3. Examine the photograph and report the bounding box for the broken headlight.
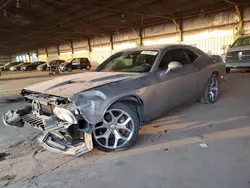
[53,106,77,124]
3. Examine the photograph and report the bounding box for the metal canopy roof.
[0,0,249,54]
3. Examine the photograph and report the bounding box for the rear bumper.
[225,60,250,68]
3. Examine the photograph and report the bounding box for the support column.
[139,27,143,46]
[56,44,60,56]
[45,46,48,57]
[36,49,38,59]
[172,19,183,44]
[70,40,74,55]
[234,5,243,36]
[110,33,114,53]
[28,51,31,62]
[224,0,243,36]
[87,38,92,62]
[87,38,92,52]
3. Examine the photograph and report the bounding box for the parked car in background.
[60,58,91,72]
[48,60,65,72]
[3,44,225,156]
[1,62,22,71]
[10,62,31,71]
[21,61,46,71]
[225,35,250,73]
[37,62,48,71]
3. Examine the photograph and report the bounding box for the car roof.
[239,35,250,39]
[121,44,198,52]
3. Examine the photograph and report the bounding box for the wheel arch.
[105,95,145,124]
[211,70,219,78]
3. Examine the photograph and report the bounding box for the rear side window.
[82,58,89,62]
[159,49,191,70]
[184,49,198,62]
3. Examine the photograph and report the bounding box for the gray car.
[225,35,250,73]
[3,44,225,156]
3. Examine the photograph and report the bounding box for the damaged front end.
[2,90,93,156]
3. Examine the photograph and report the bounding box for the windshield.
[6,62,18,67]
[66,58,73,63]
[232,37,250,47]
[96,50,158,73]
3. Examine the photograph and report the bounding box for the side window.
[159,49,190,70]
[184,49,198,62]
[72,58,80,65]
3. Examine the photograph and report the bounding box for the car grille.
[22,114,44,130]
[226,50,250,61]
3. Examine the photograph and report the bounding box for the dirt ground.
[0,71,250,188]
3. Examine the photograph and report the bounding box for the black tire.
[226,68,231,73]
[200,74,220,104]
[86,65,91,70]
[67,67,72,72]
[93,102,140,152]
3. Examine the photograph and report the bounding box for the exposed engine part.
[3,106,31,127]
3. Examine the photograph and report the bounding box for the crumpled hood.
[24,72,141,98]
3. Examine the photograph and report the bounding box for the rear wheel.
[200,74,219,104]
[226,68,231,73]
[86,65,91,70]
[93,102,140,152]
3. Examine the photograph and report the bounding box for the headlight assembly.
[53,107,77,124]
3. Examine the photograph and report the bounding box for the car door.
[72,58,80,69]
[80,58,85,68]
[153,48,199,115]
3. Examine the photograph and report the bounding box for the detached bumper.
[38,131,93,156]
[2,110,93,156]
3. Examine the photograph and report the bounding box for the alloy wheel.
[208,77,219,102]
[93,109,134,149]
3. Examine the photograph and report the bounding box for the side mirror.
[228,44,232,48]
[168,61,183,70]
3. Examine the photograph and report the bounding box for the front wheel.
[200,74,220,104]
[67,67,72,72]
[93,102,140,152]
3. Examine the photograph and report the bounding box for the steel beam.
[224,0,243,36]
